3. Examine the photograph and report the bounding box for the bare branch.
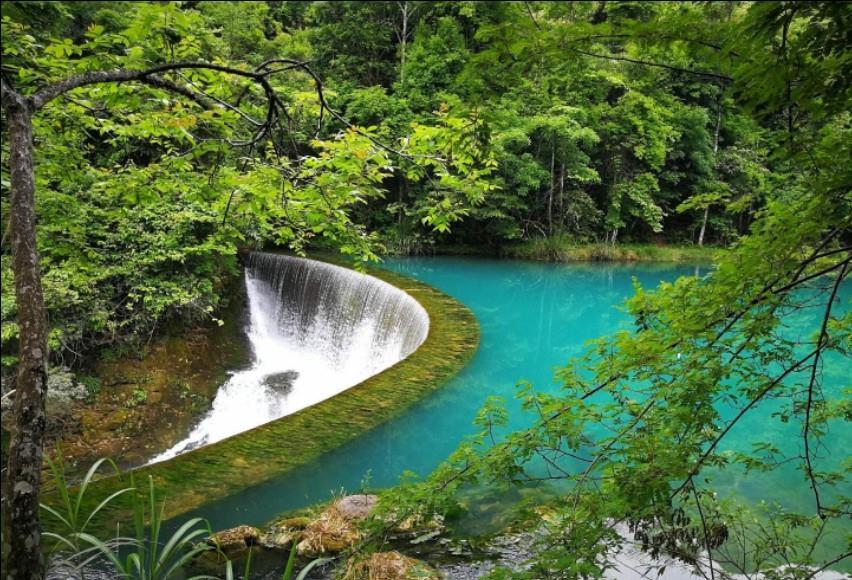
[803,261,848,517]
[30,62,265,110]
[672,348,821,498]
[566,47,733,82]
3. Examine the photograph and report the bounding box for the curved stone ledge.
[63,256,479,524]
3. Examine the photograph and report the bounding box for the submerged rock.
[343,551,440,580]
[262,370,299,393]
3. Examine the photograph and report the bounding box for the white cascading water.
[150,252,429,463]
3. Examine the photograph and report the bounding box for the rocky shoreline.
[182,497,850,580]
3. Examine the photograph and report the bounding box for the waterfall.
[151,252,429,462]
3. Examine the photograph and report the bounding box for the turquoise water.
[180,258,704,526]
[181,257,848,548]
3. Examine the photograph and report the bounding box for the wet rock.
[261,516,311,550]
[262,370,299,393]
[193,549,231,573]
[297,505,362,557]
[429,532,536,579]
[277,516,312,529]
[335,494,377,520]
[206,524,261,558]
[46,557,114,580]
[262,528,299,551]
[343,551,440,580]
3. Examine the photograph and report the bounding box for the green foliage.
[315,3,850,578]
[125,388,148,408]
[41,455,134,558]
[4,2,851,576]
[42,454,219,579]
[1,1,495,365]
[42,454,333,580]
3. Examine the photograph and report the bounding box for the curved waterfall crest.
[248,252,430,362]
[152,252,429,462]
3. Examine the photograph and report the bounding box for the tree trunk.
[548,140,555,236]
[697,205,709,247]
[1,88,49,580]
[559,162,565,232]
[399,1,409,85]
[699,92,723,248]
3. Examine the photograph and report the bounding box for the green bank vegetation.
[503,238,720,263]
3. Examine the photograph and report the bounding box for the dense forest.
[2,0,804,364]
[1,1,849,579]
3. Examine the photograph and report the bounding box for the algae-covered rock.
[335,494,377,520]
[205,524,261,558]
[261,516,312,550]
[274,516,312,529]
[392,513,445,537]
[261,528,299,551]
[343,551,440,580]
[296,505,361,557]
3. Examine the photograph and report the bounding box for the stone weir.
[62,254,480,524]
[151,252,432,461]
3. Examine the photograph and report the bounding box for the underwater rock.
[205,524,261,558]
[343,551,440,580]
[261,370,299,393]
[335,494,378,520]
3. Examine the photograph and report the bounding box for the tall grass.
[42,456,214,579]
[41,454,335,579]
[41,455,136,570]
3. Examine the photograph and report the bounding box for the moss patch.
[62,256,479,526]
[44,285,251,476]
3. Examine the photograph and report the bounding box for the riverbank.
[421,239,722,263]
[504,239,722,262]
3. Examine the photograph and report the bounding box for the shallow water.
[177,257,848,566]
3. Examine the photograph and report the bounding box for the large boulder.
[334,494,378,520]
[343,551,440,580]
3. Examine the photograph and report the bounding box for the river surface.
[175,256,849,570]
